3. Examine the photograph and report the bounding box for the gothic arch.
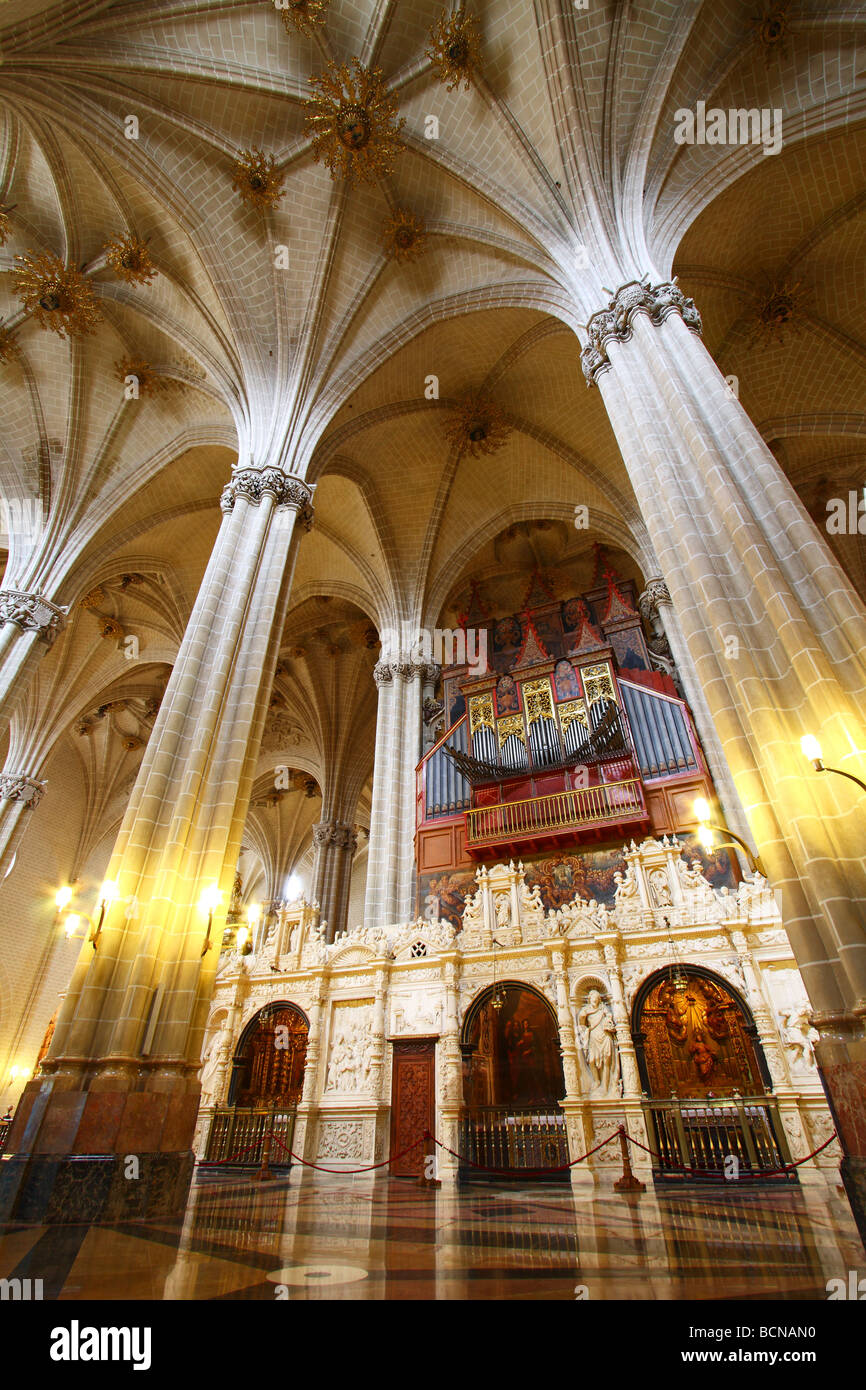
[460,981,564,1108]
[228,1001,309,1107]
[631,965,773,1099]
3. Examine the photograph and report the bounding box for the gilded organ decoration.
[522,678,554,724]
[497,714,525,747]
[638,972,763,1098]
[469,694,494,732]
[581,663,616,708]
[557,700,588,738]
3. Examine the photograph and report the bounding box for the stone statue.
[780,1003,819,1070]
[577,989,621,1097]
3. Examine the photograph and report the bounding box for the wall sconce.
[91,879,119,949]
[199,884,223,957]
[800,734,866,795]
[693,797,766,877]
[54,885,74,920]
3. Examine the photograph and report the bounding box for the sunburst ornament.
[231,149,286,211]
[749,278,805,347]
[279,0,329,36]
[305,59,405,183]
[13,252,102,338]
[383,208,427,263]
[104,234,158,286]
[751,3,791,55]
[427,8,482,91]
[114,356,168,398]
[444,394,511,458]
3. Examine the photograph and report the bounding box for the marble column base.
[0,1150,195,1224]
[840,1157,866,1251]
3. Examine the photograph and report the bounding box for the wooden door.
[389,1040,436,1177]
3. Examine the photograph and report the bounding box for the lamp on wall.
[800,734,866,795]
[692,797,766,877]
[59,880,118,949]
[199,885,223,958]
[234,903,260,956]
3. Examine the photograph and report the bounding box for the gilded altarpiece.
[637,973,764,1099]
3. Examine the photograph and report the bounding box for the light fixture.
[13,251,102,338]
[305,59,405,183]
[443,393,511,458]
[382,208,427,264]
[285,873,302,901]
[91,879,119,949]
[427,8,482,91]
[692,796,766,876]
[235,924,250,954]
[231,149,286,211]
[63,913,84,940]
[199,884,223,957]
[279,0,329,35]
[55,885,74,913]
[103,234,158,286]
[800,733,866,794]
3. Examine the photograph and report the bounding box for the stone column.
[0,589,68,738]
[550,943,593,1188]
[311,820,357,941]
[638,578,753,851]
[0,466,314,1225]
[598,936,642,1097]
[294,976,327,1168]
[363,659,427,928]
[0,770,46,876]
[584,280,866,1241]
[437,957,462,1184]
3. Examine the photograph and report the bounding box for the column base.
[0,1149,194,1225]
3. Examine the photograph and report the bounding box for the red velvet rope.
[270,1131,428,1174]
[426,1127,619,1174]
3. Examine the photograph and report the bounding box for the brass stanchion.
[614,1124,646,1193]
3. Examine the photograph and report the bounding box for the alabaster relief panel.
[325,999,375,1094]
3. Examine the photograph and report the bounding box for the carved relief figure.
[779,1002,819,1069]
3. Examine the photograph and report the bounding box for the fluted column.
[584,280,866,1240]
[364,659,430,927]
[311,819,357,941]
[0,466,314,1224]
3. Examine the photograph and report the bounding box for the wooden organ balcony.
[416,668,715,871]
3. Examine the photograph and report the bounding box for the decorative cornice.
[220,469,314,530]
[0,589,69,645]
[581,280,702,386]
[0,772,46,807]
[313,820,358,854]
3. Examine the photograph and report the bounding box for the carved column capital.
[0,589,69,645]
[0,772,46,807]
[313,820,358,854]
[220,468,315,530]
[581,280,703,386]
[637,578,672,619]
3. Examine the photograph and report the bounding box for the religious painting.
[495,672,519,714]
[606,626,650,671]
[493,615,522,652]
[531,610,563,657]
[676,834,737,888]
[561,597,583,632]
[461,984,564,1107]
[418,868,478,930]
[636,971,764,1099]
[444,677,465,726]
[528,846,627,911]
[553,657,581,701]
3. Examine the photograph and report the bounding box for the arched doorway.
[461,982,564,1107]
[631,967,771,1099]
[228,1002,309,1106]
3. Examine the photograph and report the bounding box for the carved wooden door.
[390,1040,436,1177]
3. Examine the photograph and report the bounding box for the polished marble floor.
[0,1172,862,1300]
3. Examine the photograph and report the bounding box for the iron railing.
[465,778,645,847]
[458,1107,569,1179]
[642,1093,795,1182]
[202,1105,296,1168]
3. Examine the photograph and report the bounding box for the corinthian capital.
[581,280,702,386]
[0,772,46,807]
[220,468,314,530]
[313,820,358,853]
[0,590,68,645]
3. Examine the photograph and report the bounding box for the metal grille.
[642,1094,795,1182]
[458,1108,569,1179]
[202,1106,296,1167]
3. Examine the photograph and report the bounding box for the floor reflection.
[0,1171,861,1300]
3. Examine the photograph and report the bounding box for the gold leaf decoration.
[231,149,286,211]
[13,252,102,338]
[444,394,511,458]
[104,234,158,286]
[427,8,482,91]
[305,59,404,183]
